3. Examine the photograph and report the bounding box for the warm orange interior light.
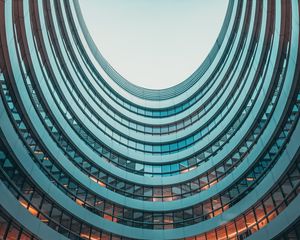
[98,181,106,187]
[180,168,189,174]
[39,215,49,223]
[80,233,90,240]
[164,197,173,202]
[201,185,209,191]
[104,214,113,221]
[76,198,84,206]
[209,180,218,187]
[19,200,38,216]
[19,199,28,208]
[189,166,197,171]
[90,176,97,182]
[164,219,173,224]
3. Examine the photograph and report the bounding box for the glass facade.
[0,0,299,239]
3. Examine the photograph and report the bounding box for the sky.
[79,0,229,89]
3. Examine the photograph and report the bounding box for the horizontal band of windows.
[24,1,274,171]
[1,116,299,236]
[1,84,297,228]
[0,28,290,205]
[188,153,300,239]
[0,207,38,240]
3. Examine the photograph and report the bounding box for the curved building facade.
[0,0,300,239]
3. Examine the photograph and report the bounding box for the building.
[0,0,300,239]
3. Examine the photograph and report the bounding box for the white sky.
[79,0,229,89]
